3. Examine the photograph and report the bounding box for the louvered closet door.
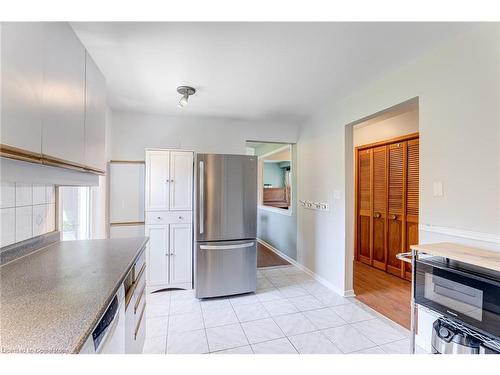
[357,148,372,264]
[405,139,419,280]
[371,145,387,270]
[387,142,406,277]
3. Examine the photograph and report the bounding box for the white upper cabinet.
[1,23,45,153]
[41,23,86,165]
[145,150,193,213]
[84,53,106,171]
[169,151,193,211]
[145,151,170,211]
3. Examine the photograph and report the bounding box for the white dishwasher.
[80,284,125,354]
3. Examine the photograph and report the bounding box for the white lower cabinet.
[169,223,193,285]
[125,251,147,354]
[145,225,169,287]
[145,222,192,291]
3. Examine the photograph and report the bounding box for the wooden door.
[357,148,372,264]
[387,142,406,277]
[405,139,419,280]
[371,145,387,270]
[169,151,194,211]
[145,224,169,286]
[355,133,419,280]
[169,223,193,285]
[145,150,170,211]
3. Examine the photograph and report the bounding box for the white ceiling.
[71,22,474,122]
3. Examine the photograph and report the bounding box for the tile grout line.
[148,267,412,354]
[227,295,253,353]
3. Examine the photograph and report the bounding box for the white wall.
[91,107,113,239]
[353,109,419,147]
[110,111,299,160]
[296,24,500,297]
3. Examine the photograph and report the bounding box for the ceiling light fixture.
[177,86,196,108]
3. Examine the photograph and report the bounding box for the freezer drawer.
[195,239,257,298]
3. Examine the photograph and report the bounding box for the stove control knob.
[439,327,451,338]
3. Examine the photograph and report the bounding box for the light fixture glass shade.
[178,94,189,108]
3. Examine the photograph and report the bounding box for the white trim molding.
[257,238,355,298]
[257,144,291,160]
[258,204,293,216]
[419,224,500,245]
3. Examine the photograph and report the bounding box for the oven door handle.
[396,252,413,264]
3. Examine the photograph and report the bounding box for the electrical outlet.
[299,200,329,211]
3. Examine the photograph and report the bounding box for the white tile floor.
[143,265,428,354]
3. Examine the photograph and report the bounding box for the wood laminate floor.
[353,261,411,329]
[257,242,290,268]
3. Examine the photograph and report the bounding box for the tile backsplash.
[1,182,56,247]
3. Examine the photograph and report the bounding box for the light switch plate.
[433,181,443,197]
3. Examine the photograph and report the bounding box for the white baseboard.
[257,238,354,298]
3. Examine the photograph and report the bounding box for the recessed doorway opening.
[246,141,296,269]
[345,98,419,329]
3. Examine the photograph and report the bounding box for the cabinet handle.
[166,179,170,183]
[374,212,381,218]
[134,302,146,340]
[390,214,397,220]
[178,216,183,220]
[157,216,161,220]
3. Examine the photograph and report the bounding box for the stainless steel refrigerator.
[195,154,257,298]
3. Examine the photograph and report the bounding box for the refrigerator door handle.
[199,160,204,234]
[200,242,255,250]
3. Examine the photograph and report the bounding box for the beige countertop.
[411,242,500,272]
[0,237,148,353]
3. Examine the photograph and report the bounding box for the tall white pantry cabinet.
[145,150,194,292]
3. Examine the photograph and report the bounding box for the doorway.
[246,141,296,268]
[347,98,419,329]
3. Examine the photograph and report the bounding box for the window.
[246,142,293,215]
[59,186,91,241]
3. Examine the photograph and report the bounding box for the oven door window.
[424,272,483,321]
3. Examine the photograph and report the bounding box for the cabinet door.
[145,151,170,211]
[169,223,192,285]
[169,151,193,211]
[387,142,405,277]
[1,22,45,153]
[42,23,86,165]
[145,225,169,286]
[405,139,419,280]
[84,52,106,171]
[371,145,387,270]
[357,148,372,264]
